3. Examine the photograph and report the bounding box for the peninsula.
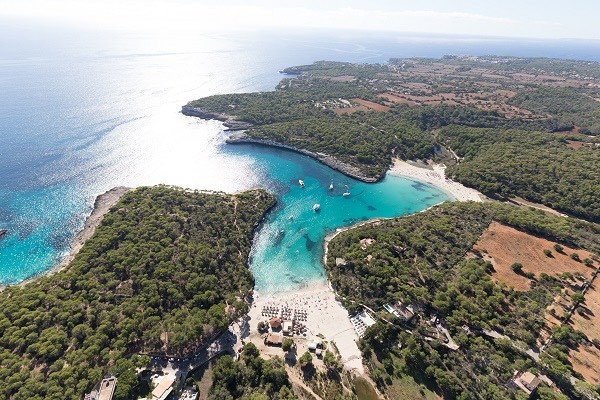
[184,57,600,222]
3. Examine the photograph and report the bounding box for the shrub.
[554,244,565,254]
[257,321,268,333]
[572,293,585,304]
[524,271,535,279]
[282,338,293,352]
[511,263,523,273]
[299,351,313,367]
[571,253,581,262]
[544,249,552,257]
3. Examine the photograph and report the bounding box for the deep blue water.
[2,20,600,289]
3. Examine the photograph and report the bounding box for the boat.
[299,180,305,188]
[313,204,320,212]
[342,185,351,197]
[329,183,334,191]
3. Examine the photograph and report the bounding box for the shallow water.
[223,143,449,292]
[2,23,599,288]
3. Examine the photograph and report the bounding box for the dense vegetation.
[249,112,433,178]
[326,202,600,399]
[186,58,600,221]
[209,343,298,400]
[440,125,600,221]
[0,186,274,400]
[509,87,600,134]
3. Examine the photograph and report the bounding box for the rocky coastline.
[59,186,131,268]
[181,105,254,131]
[182,106,381,182]
[0,186,131,291]
[226,133,380,183]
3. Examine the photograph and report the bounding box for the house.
[84,376,118,400]
[513,371,541,396]
[265,332,283,346]
[152,373,176,400]
[269,317,282,331]
[383,301,417,322]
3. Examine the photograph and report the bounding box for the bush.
[282,338,293,352]
[524,271,535,279]
[583,258,594,267]
[544,249,553,257]
[257,321,268,333]
[323,351,339,370]
[571,253,581,262]
[554,244,565,254]
[299,351,313,367]
[511,263,523,273]
[572,293,585,304]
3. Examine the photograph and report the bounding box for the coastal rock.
[225,133,380,183]
[0,229,7,239]
[181,105,254,131]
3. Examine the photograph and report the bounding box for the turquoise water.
[224,143,450,292]
[2,23,599,287]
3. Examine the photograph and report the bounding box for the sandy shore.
[59,186,131,267]
[246,283,365,374]
[239,158,486,374]
[388,159,484,202]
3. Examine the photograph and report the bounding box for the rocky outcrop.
[226,133,380,183]
[181,105,254,131]
[0,229,7,239]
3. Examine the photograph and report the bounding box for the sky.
[1,0,599,40]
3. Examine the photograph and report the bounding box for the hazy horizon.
[1,0,599,41]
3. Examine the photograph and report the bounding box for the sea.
[2,20,600,291]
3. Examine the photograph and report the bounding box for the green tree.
[323,351,340,370]
[298,351,313,367]
[282,338,294,352]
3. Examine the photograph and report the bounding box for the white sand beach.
[245,283,365,374]
[389,159,484,202]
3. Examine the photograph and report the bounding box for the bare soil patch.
[329,75,355,82]
[351,98,390,112]
[571,282,600,342]
[472,222,595,291]
[333,106,369,115]
[569,344,600,385]
[379,93,419,107]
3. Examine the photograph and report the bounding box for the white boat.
[299,180,305,187]
[329,183,334,191]
[313,203,320,212]
[342,185,350,197]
